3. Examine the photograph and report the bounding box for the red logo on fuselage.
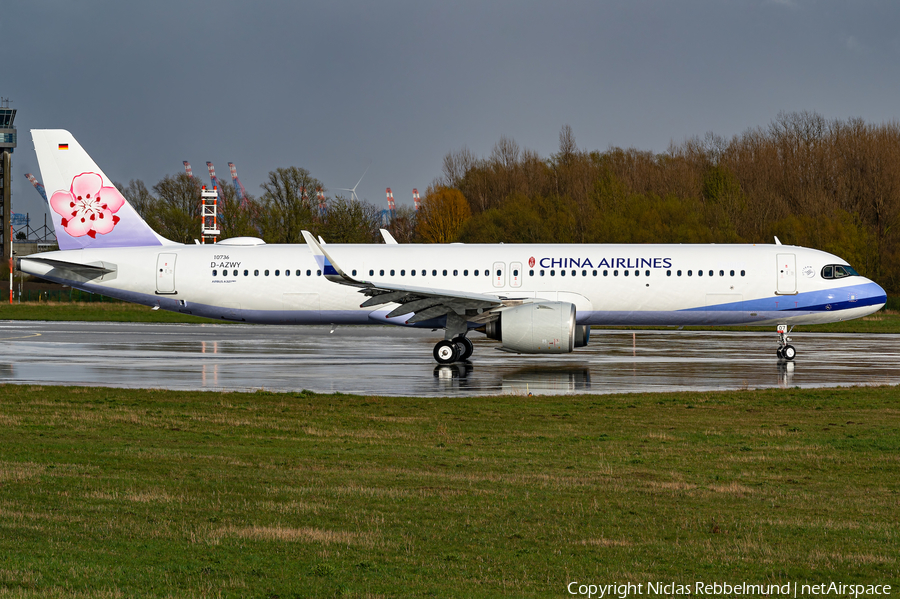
[528,257,535,268]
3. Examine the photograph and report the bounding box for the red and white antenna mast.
[413,188,420,211]
[183,161,193,178]
[199,185,220,244]
[386,188,395,212]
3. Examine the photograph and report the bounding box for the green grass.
[0,385,898,597]
[0,302,214,323]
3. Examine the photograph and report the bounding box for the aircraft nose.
[867,279,888,308]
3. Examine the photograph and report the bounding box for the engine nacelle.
[484,302,576,354]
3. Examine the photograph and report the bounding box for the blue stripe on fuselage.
[682,281,886,313]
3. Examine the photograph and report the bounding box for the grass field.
[0,384,897,597]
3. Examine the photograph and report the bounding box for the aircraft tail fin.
[31,129,174,250]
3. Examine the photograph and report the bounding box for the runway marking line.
[0,333,42,341]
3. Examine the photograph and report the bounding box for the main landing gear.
[433,336,474,365]
[776,324,796,361]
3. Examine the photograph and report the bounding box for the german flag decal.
[58,143,69,150]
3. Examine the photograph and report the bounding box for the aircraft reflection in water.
[434,364,591,395]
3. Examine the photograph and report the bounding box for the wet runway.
[1,321,898,396]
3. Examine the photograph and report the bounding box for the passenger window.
[529,269,534,276]
[453,270,458,276]
[688,270,692,276]
[464,270,469,276]
[571,270,576,276]
[593,270,597,276]
[307,270,312,276]
[698,270,703,277]
[645,270,650,276]
[719,270,724,276]
[233,270,238,276]
[317,270,321,276]
[421,270,426,276]
[296,270,301,276]
[390,269,395,276]
[411,270,416,276]
[634,270,639,277]
[560,270,565,277]
[614,270,619,276]
[551,270,556,276]
[352,270,356,276]
[244,270,248,276]
[677,270,682,276]
[369,269,374,276]
[604,270,608,276]
[582,270,587,276]
[741,270,746,276]
[254,270,259,276]
[512,269,518,276]
[265,270,269,276]
[380,269,385,276]
[496,269,501,277]
[474,270,479,276]
[624,270,629,277]
[433,270,437,276]
[540,270,545,276]
[275,270,280,276]
[666,270,671,276]
[285,270,290,276]
[400,270,405,276]
[730,270,734,276]
[212,269,217,276]
[709,270,713,277]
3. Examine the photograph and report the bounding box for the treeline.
[438,113,900,292]
[117,166,418,246]
[116,111,899,292]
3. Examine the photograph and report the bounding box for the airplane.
[19,130,887,364]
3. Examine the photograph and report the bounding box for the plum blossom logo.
[528,256,536,268]
[49,173,124,238]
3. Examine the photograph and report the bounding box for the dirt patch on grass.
[215,525,376,547]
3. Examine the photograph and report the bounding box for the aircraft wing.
[301,231,523,324]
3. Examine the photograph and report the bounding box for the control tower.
[0,98,15,261]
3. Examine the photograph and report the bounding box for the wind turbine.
[335,165,369,202]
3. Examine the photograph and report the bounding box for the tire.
[433,340,459,364]
[776,348,784,359]
[455,336,474,361]
[782,345,796,361]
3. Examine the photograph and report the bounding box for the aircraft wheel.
[776,348,784,359]
[434,340,459,365]
[454,336,474,361]
[782,345,796,361]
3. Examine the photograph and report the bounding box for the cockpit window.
[822,264,860,279]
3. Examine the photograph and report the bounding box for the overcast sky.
[5,0,900,221]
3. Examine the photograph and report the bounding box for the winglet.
[301,230,366,287]
[380,229,398,244]
[774,236,782,246]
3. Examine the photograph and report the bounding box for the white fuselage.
[21,241,887,328]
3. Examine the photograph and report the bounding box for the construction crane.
[183,161,193,178]
[317,187,326,218]
[227,163,247,200]
[24,174,48,203]
[206,162,223,202]
[413,188,420,211]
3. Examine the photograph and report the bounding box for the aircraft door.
[492,261,506,288]
[776,253,797,294]
[156,253,177,294]
[509,262,523,288]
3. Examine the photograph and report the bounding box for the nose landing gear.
[776,324,796,361]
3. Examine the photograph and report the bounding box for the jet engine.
[483,302,578,353]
